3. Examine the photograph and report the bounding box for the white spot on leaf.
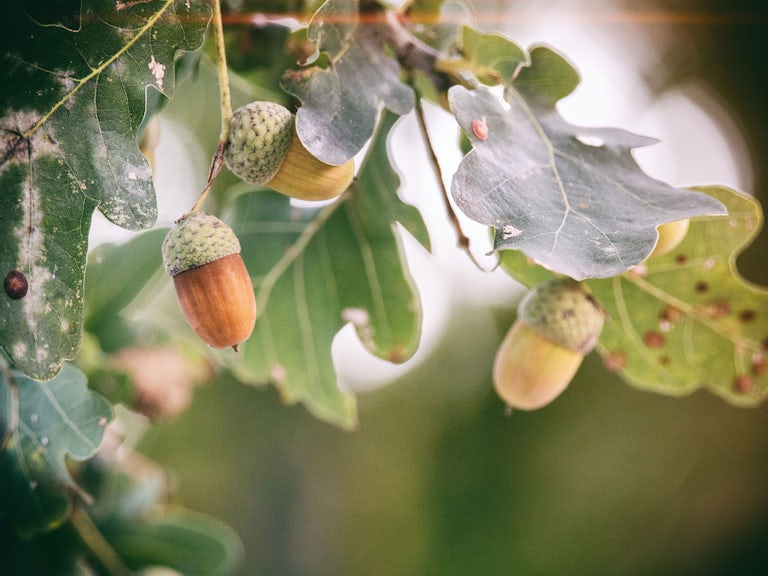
[501,224,522,240]
[148,55,166,90]
[576,135,604,147]
[341,307,369,326]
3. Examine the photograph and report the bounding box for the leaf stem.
[189,0,232,214]
[70,505,132,576]
[257,189,351,311]
[412,93,496,272]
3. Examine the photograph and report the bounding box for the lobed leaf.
[0,363,112,537]
[501,186,768,407]
[227,112,428,428]
[0,0,210,380]
[281,0,414,165]
[449,43,727,280]
[445,25,527,85]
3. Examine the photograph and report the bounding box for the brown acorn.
[493,278,605,410]
[224,101,354,201]
[162,212,256,351]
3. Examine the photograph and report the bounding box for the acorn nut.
[646,218,690,260]
[493,278,605,410]
[224,101,354,201]
[162,212,257,351]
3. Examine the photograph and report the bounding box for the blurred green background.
[139,1,768,575]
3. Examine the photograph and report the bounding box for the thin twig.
[70,505,132,576]
[190,0,232,214]
[412,93,497,272]
[0,360,18,455]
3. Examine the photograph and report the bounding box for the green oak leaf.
[500,186,768,407]
[227,112,429,428]
[0,363,112,537]
[79,451,243,576]
[442,25,528,84]
[84,229,167,352]
[449,44,727,280]
[0,0,210,380]
[281,0,414,165]
[107,508,243,576]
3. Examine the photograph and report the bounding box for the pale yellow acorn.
[647,218,690,260]
[224,101,354,201]
[493,278,605,410]
[162,212,256,351]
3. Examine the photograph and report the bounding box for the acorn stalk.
[493,278,605,410]
[162,212,256,351]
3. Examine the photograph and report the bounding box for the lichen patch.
[148,55,166,90]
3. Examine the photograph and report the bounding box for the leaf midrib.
[21,0,175,141]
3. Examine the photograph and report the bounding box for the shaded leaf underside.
[282,0,414,165]
[449,45,726,280]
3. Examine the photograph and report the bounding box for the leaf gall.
[4,270,28,299]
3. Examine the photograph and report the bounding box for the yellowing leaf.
[501,186,768,406]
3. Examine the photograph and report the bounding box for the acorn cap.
[518,278,604,354]
[224,101,294,186]
[162,212,241,277]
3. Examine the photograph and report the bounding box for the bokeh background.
[132,0,768,574]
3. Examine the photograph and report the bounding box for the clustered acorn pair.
[492,218,690,410]
[162,101,354,351]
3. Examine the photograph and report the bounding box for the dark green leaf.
[228,112,427,428]
[449,25,527,84]
[0,363,112,537]
[282,0,414,165]
[108,508,243,576]
[0,0,210,380]
[501,186,768,407]
[449,45,727,280]
[84,229,166,352]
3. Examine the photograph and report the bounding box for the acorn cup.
[224,101,354,201]
[493,278,605,410]
[162,212,257,352]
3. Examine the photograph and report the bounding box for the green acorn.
[493,278,605,410]
[224,101,354,201]
[162,212,256,351]
[224,101,294,186]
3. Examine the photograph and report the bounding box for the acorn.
[224,101,354,201]
[493,278,605,410]
[162,212,256,351]
[646,218,690,260]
